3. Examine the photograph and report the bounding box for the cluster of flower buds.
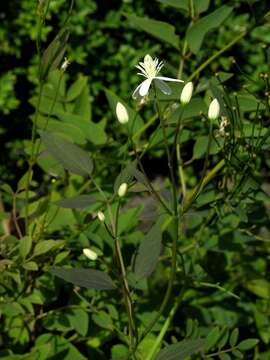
[219,116,230,137]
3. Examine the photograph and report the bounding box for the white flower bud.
[118,182,128,197]
[97,211,105,222]
[208,98,220,120]
[116,102,129,124]
[83,248,98,261]
[180,82,193,105]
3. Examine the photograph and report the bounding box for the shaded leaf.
[19,236,32,258]
[56,195,97,209]
[186,5,233,53]
[67,309,89,336]
[40,131,93,176]
[23,261,39,271]
[134,223,162,280]
[155,338,205,360]
[50,268,115,290]
[34,240,64,257]
[237,339,259,351]
[125,14,180,49]
[41,29,69,79]
[229,328,239,347]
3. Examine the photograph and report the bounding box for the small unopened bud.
[208,99,220,120]
[83,248,98,261]
[116,102,129,124]
[180,82,193,105]
[118,182,128,197]
[97,211,105,222]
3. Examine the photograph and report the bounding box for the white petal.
[155,76,184,82]
[154,79,172,95]
[139,78,152,96]
[132,83,142,99]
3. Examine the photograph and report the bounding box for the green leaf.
[219,353,231,360]
[73,84,91,121]
[186,5,233,54]
[23,261,39,271]
[41,29,69,79]
[194,0,210,14]
[35,334,86,360]
[19,236,32,258]
[229,328,239,347]
[56,112,107,145]
[33,240,64,257]
[232,349,243,358]
[50,268,115,290]
[237,339,259,351]
[244,279,270,299]
[206,327,221,351]
[125,14,180,49]
[67,75,88,102]
[155,338,205,360]
[134,223,162,280]
[40,131,93,176]
[111,344,129,359]
[56,195,97,209]
[157,0,188,11]
[92,311,113,329]
[67,309,89,336]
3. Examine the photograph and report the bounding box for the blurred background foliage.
[1,0,270,359]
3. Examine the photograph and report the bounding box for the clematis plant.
[132,54,183,98]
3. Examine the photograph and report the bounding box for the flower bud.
[61,57,70,72]
[208,98,220,120]
[118,182,128,197]
[180,82,193,105]
[83,248,98,261]
[97,211,105,222]
[116,102,129,124]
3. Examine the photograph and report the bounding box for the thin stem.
[113,200,138,357]
[188,31,247,82]
[145,285,187,360]
[139,87,180,341]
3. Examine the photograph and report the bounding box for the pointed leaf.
[237,339,259,351]
[186,5,233,54]
[19,236,32,258]
[134,223,162,280]
[155,338,205,360]
[41,29,69,79]
[50,268,115,290]
[40,131,93,176]
[125,14,180,49]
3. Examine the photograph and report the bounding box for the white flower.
[116,102,129,124]
[180,82,193,105]
[132,54,183,99]
[118,182,128,197]
[97,211,105,222]
[208,98,220,120]
[61,57,70,71]
[83,248,98,261]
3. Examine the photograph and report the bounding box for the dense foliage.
[1,0,270,359]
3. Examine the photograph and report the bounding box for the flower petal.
[154,79,172,95]
[132,83,142,99]
[155,76,184,82]
[139,78,152,96]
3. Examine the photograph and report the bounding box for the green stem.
[139,87,179,342]
[188,31,247,81]
[145,285,186,360]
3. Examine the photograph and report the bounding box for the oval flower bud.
[118,182,128,197]
[97,211,105,222]
[208,98,220,120]
[180,82,193,105]
[116,102,129,124]
[83,248,98,261]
